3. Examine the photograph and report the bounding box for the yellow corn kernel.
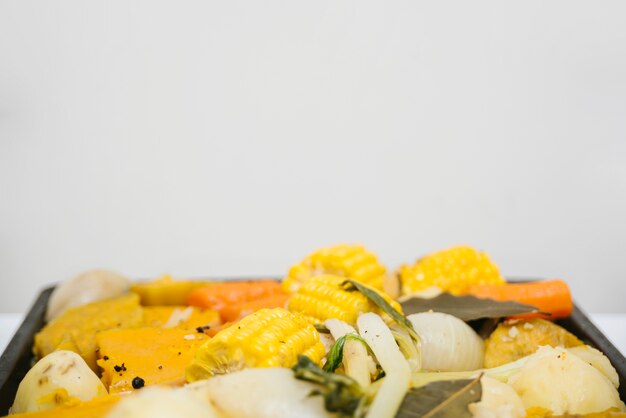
[399,245,505,295]
[287,274,402,325]
[186,308,325,382]
[282,244,386,293]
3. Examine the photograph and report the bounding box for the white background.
[1,1,625,313]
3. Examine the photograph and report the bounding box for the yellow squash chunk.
[142,306,221,331]
[399,245,505,295]
[97,327,207,393]
[186,308,325,382]
[283,244,387,293]
[484,318,583,368]
[131,275,214,306]
[5,396,119,418]
[287,274,402,325]
[34,294,143,371]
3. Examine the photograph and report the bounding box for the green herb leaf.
[400,293,543,322]
[395,376,482,418]
[343,279,419,342]
[292,355,366,417]
[324,334,370,373]
[314,323,331,334]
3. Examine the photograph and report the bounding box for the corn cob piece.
[282,243,387,293]
[185,308,325,382]
[399,245,505,295]
[287,274,402,325]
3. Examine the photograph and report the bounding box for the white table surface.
[1,313,625,356]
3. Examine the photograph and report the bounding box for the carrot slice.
[467,279,573,319]
[186,280,284,311]
[220,293,291,323]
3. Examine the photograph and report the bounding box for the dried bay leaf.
[400,293,543,322]
[395,377,482,418]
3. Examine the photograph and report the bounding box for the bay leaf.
[395,377,482,418]
[400,293,543,322]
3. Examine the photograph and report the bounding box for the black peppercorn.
[132,376,145,389]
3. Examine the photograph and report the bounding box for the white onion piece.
[469,376,525,418]
[407,312,483,371]
[357,313,411,418]
[185,368,332,418]
[12,351,108,413]
[325,319,373,387]
[46,269,130,322]
[106,387,220,418]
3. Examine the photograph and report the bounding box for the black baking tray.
[1,283,625,414]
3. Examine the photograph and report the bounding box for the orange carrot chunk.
[467,279,573,319]
[220,293,291,323]
[186,280,284,311]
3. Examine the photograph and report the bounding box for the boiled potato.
[508,346,625,415]
[11,350,108,414]
[105,387,220,418]
[46,269,130,322]
[469,376,525,418]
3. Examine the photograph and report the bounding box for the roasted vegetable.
[6,396,119,418]
[11,351,108,414]
[97,327,207,393]
[283,244,387,293]
[131,275,212,306]
[187,368,334,418]
[483,318,583,368]
[186,308,325,381]
[399,245,505,295]
[46,269,130,322]
[287,274,401,325]
[104,387,220,418]
[407,311,484,371]
[34,293,143,370]
[508,346,625,414]
[141,306,220,331]
[467,279,573,319]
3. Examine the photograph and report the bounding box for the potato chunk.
[484,319,582,368]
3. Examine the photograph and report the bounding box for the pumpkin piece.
[483,318,583,368]
[5,396,119,418]
[34,294,143,371]
[131,275,214,306]
[96,327,207,393]
[141,306,220,331]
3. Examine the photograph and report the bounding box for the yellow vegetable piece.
[287,274,402,325]
[399,245,505,295]
[5,396,119,418]
[282,244,386,293]
[34,294,143,371]
[484,318,583,368]
[186,308,325,382]
[131,275,214,306]
[97,327,207,393]
[141,306,221,331]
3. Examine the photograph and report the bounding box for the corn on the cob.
[282,244,387,293]
[185,308,324,382]
[399,245,505,295]
[287,274,402,325]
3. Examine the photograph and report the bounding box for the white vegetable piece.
[185,368,334,418]
[566,345,620,388]
[106,387,220,418]
[357,313,411,418]
[325,319,374,387]
[508,346,625,414]
[46,269,130,322]
[407,311,484,371]
[11,350,108,414]
[468,376,525,418]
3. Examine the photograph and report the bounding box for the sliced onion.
[407,312,483,371]
[325,319,373,387]
[357,313,411,418]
